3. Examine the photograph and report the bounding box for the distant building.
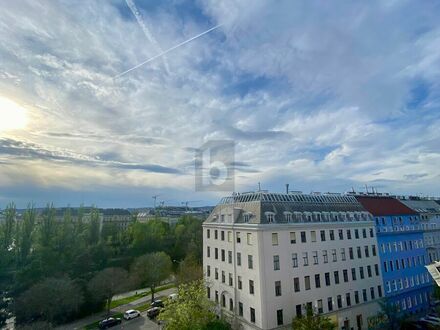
[355,196,432,314]
[204,191,383,330]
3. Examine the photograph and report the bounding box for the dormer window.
[265,212,275,223]
[221,214,225,222]
[284,212,292,222]
[243,213,252,223]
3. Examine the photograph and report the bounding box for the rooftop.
[355,196,418,216]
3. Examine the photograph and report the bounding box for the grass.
[84,312,124,330]
[110,283,176,309]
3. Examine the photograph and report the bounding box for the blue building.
[356,196,432,314]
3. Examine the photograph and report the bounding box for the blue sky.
[0,0,440,208]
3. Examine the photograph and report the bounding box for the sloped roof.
[399,199,440,213]
[355,196,417,216]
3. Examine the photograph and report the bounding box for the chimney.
[286,184,289,194]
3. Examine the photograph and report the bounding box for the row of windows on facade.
[376,225,424,233]
[206,244,377,270]
[205,227,374,246]
[385,273,431,293]
[206,264,380,295]
[382,255,427,273]
[380,239,425,254]
[393,292,430,312]
[375,216,419,227]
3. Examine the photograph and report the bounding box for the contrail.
[114,24,222,79]
[125,0,170,73]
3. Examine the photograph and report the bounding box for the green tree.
[88,267,130,316]
[39,203,56,248]
[132,252,172,301]
[291,304,336,330]
[88,207,101,245]
[17,203,36,264]
[176,254,203,285]
[15,277,83,324]
[370,298,408,330]
[1,202,16,251]
[159,279,218,330]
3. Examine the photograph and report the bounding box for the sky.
[1,0,440,208]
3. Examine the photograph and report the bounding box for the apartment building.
[399,198,440,263]
[203,192,382,330]
[355,196,432,314]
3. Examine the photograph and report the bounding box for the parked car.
[147,307,161,319]
[168,293,178,300]
[151,299,164,308]
[98,317,122,329]
[124,309,140,320]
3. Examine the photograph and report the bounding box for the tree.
[1,202,16,251]
[176,254,203,285]
[88,207,101,245]
[15,277,83,325]
[17,204,36,264]
[159,279,218,330]
[88,267,130,316]
[291,304,336,330]
[132,252,172,301]
[39,203,56,248]
[370,298,408,330]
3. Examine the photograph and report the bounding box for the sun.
[0,96,29,132]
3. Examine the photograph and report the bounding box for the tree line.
[0,202,203,328]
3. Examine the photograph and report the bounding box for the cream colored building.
[203,192,382,330]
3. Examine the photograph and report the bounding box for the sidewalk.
[57,287,177,330]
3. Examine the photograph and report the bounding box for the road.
[111,311,161,330]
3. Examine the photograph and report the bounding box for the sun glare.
[0,96,28,132]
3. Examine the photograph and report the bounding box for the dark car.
[98,317,122,329]
[151,299,164,308]
[147,307,161,319]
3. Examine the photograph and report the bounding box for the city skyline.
[1,1,440,208]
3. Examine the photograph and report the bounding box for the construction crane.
[181,200,202,211]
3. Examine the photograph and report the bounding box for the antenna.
[286,183,289,194]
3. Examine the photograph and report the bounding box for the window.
[347,229,352,239]
[349,247,354,260]
[300,231,307,243]
[303,252,309,266]
[359,266,364,279]
[343,269,349,282]
[313,251,318,264]
[334,271,340,284]
[207,246,210,258]
[363,228,367,238]
[246,233,252,245]
[275,281,282,296]
[250,308,255,323]
[215,290,218,303]
[228,231,232,242]
[328,297,333,311]
[215,248,218,259]
[229,273,233,286]
[339,229,344,240]
[222,271,225,283]
[238,276,242,290]
[332,249,337,262]
[383,261,388,272]
[337,295,342,308]
[374,264,379,276]
[315,274,321,288]
[362,289,367,302]
[294,277,300,292]
[290,232,296,244]
[214,230,218,239]
[248,255,253,269]
[323,250,328,263]
[207,287,211,299]
[249,280,254,294]
[378,285,383,298]
[239,302,243,316]
[277,309,283,326]
[320,230,326,241]
[364,246,370,258]
[207,229,210,239]
[325,272,330,286]
[357,246,362,259]
[330,230,335,240]
[221,249,225,262]
[292,253,298,268]
[355,229,359,239]
[296,305,302,317]
[215,268,218,280]
[305,276,311,290]
[243,213,250,223]
[273,255,280,271]
[367,265,372,278]
[370,228,374,237]
[266,213,275,223]
[311,231,317,242]
[352,268,357,281]
[236,232,241,243]
[221,231,225,241]
[285,212,292,222]
[372,245,377,256]
[341,248,346,261]
[237,252,241,266]
[346,293,351,307]
[355,291,359,304]
[228,251,232,264]
[370,287,375,300]
[272,233,278,246]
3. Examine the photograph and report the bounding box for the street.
[111,312,161,330]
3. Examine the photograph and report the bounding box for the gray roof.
[399,199,440,214]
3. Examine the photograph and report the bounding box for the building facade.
[355,196,432,314]
[203,192,383,330]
